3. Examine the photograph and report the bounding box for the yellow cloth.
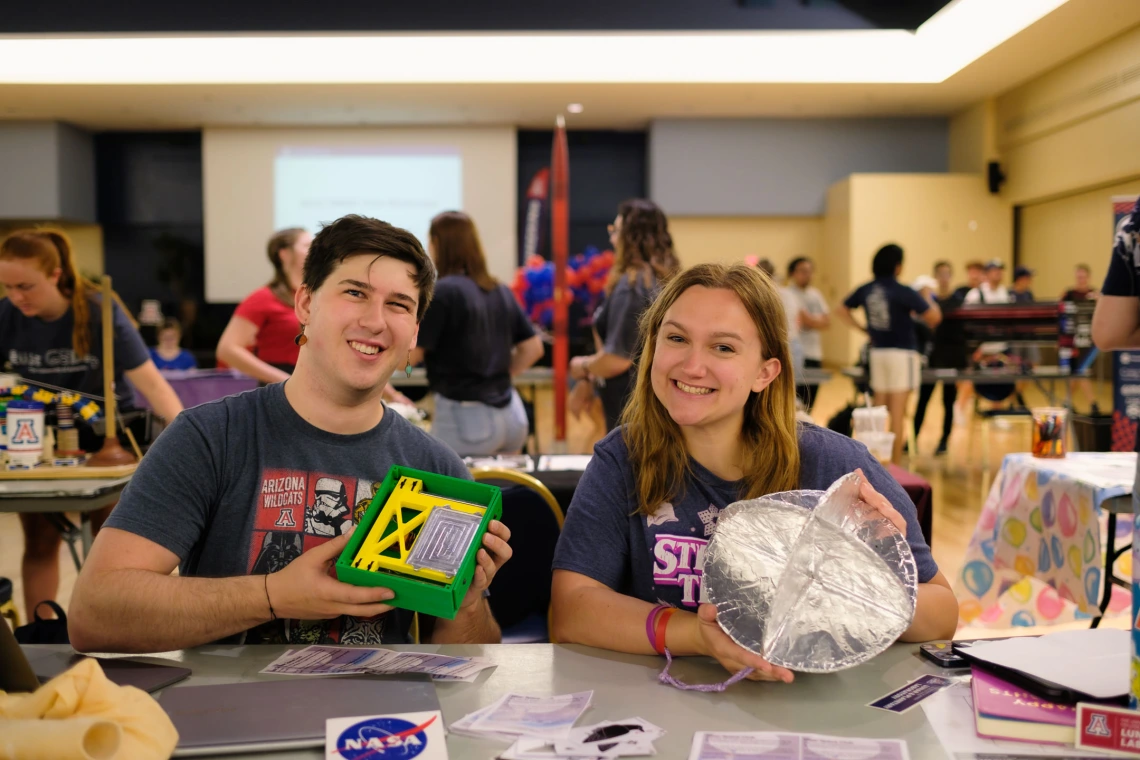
[0,657,178,760]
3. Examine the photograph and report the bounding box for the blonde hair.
[621,262,800,515]
[0,228,133,358]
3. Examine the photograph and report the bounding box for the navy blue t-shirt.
[552,423,938,610]
[844,279,930,351]
[0,295,150,409]
[149,348,198,371]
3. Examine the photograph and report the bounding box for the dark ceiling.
[5,0,954,34]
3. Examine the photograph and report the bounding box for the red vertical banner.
[550,116,570,445]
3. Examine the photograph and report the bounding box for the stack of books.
[971,666,1076,745]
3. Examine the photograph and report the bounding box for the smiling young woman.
[550,263,957,683]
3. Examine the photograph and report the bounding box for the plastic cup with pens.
[1031,407,1068,459]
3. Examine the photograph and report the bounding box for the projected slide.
[274,148,462,247]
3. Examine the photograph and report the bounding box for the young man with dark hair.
[69,215,513,653]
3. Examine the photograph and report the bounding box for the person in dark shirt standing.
[1062,263,1099,302]
[414,211,544,457]
[913,261,967,456]
[570,199,680,431]
[1093,196,1140,458]
[838,244,942,463]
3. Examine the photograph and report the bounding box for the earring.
[294,325,308,347]
[405,359,413,378]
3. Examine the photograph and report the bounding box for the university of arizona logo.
[11,419,40,446]
[334,715,435,760]
[1086,713,1112,738]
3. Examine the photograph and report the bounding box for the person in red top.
[217,228,312,383]
[217,228,413,404]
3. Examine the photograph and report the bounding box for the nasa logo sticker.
[327,711,444,760]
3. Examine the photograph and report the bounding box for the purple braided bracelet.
[657,647,755,692]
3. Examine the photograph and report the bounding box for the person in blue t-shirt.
[551,263,957,684]
[0,228,184,619]
[149,318,198,371]
[1093,196,1140,460]
[837,244,941,463]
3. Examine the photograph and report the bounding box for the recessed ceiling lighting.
[567,103,584,114]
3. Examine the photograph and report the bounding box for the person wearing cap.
[964,260,1013,362]
[1011,266,1035,304]
[964,260,1011,305]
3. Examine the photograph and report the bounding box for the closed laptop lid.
[159,674,440,756]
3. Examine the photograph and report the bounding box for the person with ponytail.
[570,199,681,432]
[410,211,544,456]
[0,228,184,617]
[551,263,956,682]
[216,228,313,384]
[218,227,412,404]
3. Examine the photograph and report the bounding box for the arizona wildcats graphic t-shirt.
[105,382,470,645]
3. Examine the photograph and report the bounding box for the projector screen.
[204,127,516,304]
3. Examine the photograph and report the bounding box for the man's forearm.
[431,598,501,644]
[70,570,271,653]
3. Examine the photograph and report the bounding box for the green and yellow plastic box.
[335,466,502,620]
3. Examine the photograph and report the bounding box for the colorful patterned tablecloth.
[955,452,1136,628]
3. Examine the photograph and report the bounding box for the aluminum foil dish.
[703,473,918,673]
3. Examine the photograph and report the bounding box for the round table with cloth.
[955,452,1136,628]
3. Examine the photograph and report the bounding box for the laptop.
[0,619,191,694]
[159,673,441,756]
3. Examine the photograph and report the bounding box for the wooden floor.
[0,374,1122,636]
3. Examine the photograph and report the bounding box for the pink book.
[971,666,1076,745]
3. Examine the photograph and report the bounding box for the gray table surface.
[841,365,1090,384]
[394,367,554,389]
[0,475,132,509]
[25,642,950,759]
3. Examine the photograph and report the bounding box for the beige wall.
[997,23,1140,205]
[823,174,1014,365]
[948,99,998,175]
[1020,179,1140,300]
[820,180,852,368]
[667,216,822,274]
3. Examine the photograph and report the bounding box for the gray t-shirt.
[0,295,150,409]
[552,423,938,609]
[105,382,470,645]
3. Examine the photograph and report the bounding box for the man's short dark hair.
[1077,263,1091,274]
[302,215,436,322]
[872,244,904,279]
[933,260,951,272]
[787,256,811,277]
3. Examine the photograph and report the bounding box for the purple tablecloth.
[132,369,259,410]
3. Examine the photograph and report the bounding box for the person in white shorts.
[837,244,941,463]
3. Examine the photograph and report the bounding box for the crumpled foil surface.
[703,473,918,673]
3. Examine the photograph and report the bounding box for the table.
[23,642,950,760]
[397,368,554,453]
[0,476,132,570]
[393,367,553,391]
[955,452,1135,629]
[133,369,259,410]
[841,366,1089,408]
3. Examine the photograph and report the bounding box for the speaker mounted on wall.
[987,161,1006,194]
